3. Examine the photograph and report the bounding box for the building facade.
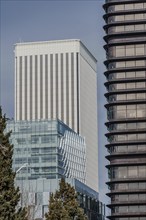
[14,39,98,191]
[59,130,86,182]
[16,178,105,220]
[7,119,86,183]
[6,120,105,220]
[103,0,146,219]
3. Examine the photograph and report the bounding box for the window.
[137,93,145,100]
[125,25,134,32]
[41,147,56,153]
[139,205,146,212]
[137,71,146,77]
[31,148,39,154]
[128,166,137,177]
[16,138,26,144]
[137,82,145,88]
[126,61,135,67]
[15,158,27,164]
[127,123,136,130]
[130,183,138,190]
[135,13,143,20]
[139,182,146,189]
[127,83,135,89]
[136,45,145,55]
[118,167,127,178]
[41,156,56,163]
[136,60,145,67]
[115,4,124,11]
[139,166,146,177]
[128,145,137,152]
[137,122,146,129]
[126,4,134,10]
[129,194,138,201]
[136,3,144,9]
[42,167,56,172]
[128,134,136,141]
[119,206,127,213]
[127,94,135,100]
[28,157,39,163]
[31,136,39,144]
[126,45,134,56]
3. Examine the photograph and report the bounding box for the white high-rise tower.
[14,39,98,191]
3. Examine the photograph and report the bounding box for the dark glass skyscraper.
[103,0,146,219]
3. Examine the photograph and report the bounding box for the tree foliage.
[45,178,88,220]
[0,107,27,220]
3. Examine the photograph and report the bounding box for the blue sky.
[0,0,108,211]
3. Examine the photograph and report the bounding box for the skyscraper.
[14,39,98,191]
[103,0,146,219]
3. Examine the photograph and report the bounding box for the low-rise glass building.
[16,178,105,220]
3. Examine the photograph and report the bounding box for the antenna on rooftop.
[19,38,24,43]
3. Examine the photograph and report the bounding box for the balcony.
[107,177,146,184]
[107,212,146,219]
[107,188,146,195]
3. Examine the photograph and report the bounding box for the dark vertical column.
[61,53,64,121]
[45,54,48,119]
[71,53,74,130]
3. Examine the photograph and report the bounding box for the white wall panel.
[80,53,98,191]
[16,57,20,120]
[37,55,40,119]
[27,56,30,120]
[42,54,45,119]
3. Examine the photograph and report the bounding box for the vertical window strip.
[50,54,53,118]
[45,55,48,119]
[71,53,74,130]
[25,56,27,120]
[15,57,17,120]
[61,53,64,121]
[56,54,58,118]
[35,55,38,119]
[76,53,79,134]
[19,56,22,120]
[66,53,69,125]
[30,56,33,120]
[40,55,43,119]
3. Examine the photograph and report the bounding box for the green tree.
[0,107,27,220]
[45,178,88,220]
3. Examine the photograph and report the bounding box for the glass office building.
[103,0,146,219]
[6,119,105,220]
[7,119,86,183]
